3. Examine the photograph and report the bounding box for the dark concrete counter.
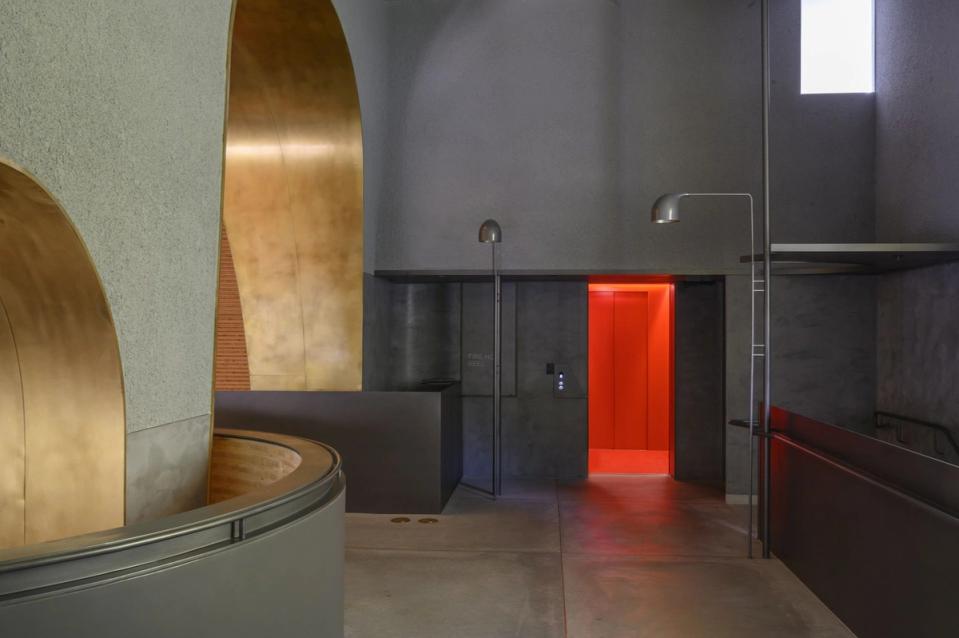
[216,385,463,513]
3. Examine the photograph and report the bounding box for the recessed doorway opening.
[588,282,674,475]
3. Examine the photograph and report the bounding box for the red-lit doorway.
[588,283,674,474]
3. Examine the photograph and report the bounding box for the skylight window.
[801,0,875,94]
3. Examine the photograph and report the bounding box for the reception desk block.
[215,386,463,513]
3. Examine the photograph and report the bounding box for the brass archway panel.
[0,162,125,548]
[222,0,364,391]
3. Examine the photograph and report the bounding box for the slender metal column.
[492,243,503,496]
[760,0,773,559]
[650,192,761,558]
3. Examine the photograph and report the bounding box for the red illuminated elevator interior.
[588,283,674,474]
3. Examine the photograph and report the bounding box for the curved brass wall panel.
[0,161,125,548]
[222,0,364,391]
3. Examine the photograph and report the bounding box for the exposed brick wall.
[214,224,251,390]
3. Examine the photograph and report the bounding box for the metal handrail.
[0,429,343,601]
[875,411,959,457]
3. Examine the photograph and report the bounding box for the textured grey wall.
[0,1,232,520]
[674,281,725,486]
[370,0,874,274]
[725,275,878,495]
[376,0,757,274]
[452,281,589,482]
[333,0,389,273]
[874,1,959,457]
[876,0,959,241]
[877,263,959,438]
[769,0,876,243]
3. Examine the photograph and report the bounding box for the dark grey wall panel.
[771,276,878,434]
[387,283,461,389]
[726,275,879,495]
[509,282,588,479]
[461,281,517,397]
[462,281,588,482]
[674,281,725,485]
[877,263,959,440]
[876,0,959,242]
[363,273,392,390]
[364,279,461,391]
[462,396,493,488]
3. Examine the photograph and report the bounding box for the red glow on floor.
[589,449,670,474]
[588,282,674,476]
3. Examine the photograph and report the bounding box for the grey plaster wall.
[371,0,874,274]
[877,264,959,449]
[333,0,390,273]
[875,0,959,241]
[505,282,588,479]
[674,281,725,486]
[362,273,393,391]
[873,1,959,459]
[768,0,876,243]
[0,2,232,520]
[725,275,878,495]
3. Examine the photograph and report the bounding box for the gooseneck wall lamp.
[650,193,767,560]
[478,219,503,498]
[650,0,773,561]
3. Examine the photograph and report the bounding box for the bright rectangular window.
[801,0,874,94]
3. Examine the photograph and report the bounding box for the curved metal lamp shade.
[650,193,686,224]
[478,219,502,243]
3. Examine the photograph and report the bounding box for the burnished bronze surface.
[208,434,301,504]
[222,0,364,391]
[0,302,24,548]
[0,160,125,548]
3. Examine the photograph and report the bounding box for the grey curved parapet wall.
[0,430,345,638]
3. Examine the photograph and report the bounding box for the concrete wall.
[674,281,725,486]
[333,0,390,274]
[371,0,874,274]
[874,1,959,450]
[725,275,878,496]
[0,1,233,522]
[875,0,959,242]
[877,263,959,440]
[769,0,876,243]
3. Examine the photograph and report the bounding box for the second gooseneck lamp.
[478,219,503,498]
[650,0,773,560]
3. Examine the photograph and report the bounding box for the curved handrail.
[875,410,959,457]
[0,429,343,601]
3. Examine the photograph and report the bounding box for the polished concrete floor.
[344,476,854,638]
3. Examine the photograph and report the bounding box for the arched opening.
[0,161,125,549]
[216,0,364,392]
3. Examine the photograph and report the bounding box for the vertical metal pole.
[760,0,773,559]
[747,198,756,559]
[492,243,503,497]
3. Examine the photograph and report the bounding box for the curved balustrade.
[0,429,345,638]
